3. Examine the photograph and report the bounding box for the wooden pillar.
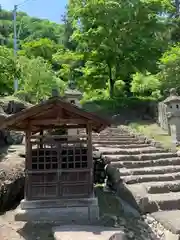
[86,123,93,196]
[25,126,32,200]
[39,130,43,148]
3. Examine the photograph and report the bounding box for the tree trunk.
[108,64,114,98]
[124,76,133,97]
[175,0,180,17]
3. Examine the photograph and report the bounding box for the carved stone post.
[164,88,180,147]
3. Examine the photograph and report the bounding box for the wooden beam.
[30,118,91,125]
[35,124,87,129]
[3,103,55,129]
[56,101,110,126]
[25,123,32,200]
[31,134,88,140]
[86,123,93,195]
[30,105,64,120]
[30,139,87,144]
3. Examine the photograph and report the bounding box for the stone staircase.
[92,126,180,236]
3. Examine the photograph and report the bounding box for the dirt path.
[0,208,54,240]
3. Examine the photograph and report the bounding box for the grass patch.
[129,120,179,150]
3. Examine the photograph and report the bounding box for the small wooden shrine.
[0,95,110,223]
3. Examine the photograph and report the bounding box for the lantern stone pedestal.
[15,197,99,224]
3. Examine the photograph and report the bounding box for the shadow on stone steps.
[94,185,159,240]
[105,164,145,214]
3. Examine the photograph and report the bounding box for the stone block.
[15,199,99,224]
[52,225,127,240]
[20,198,98,209]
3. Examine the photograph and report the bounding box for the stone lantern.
[63,82,82,108]
[63,81,83,139]
[164,88,180,144]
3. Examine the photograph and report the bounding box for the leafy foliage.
[18,56,65,103]
[0,1,180,108]
[0,8,64,46]
[0,46,16,95]
[20,38,58,61]
[158,44,180,94]
[131,72,160,96]
[68,0,170,96]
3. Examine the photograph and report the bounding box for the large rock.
[105,164,142,214]
[0,98,30,145]
[5,131,24,145]
[0,151,25,212]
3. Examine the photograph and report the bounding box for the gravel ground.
[0,209,172,240]
[0,208,54,240]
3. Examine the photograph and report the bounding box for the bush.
[131,72,160,96]
[83,95,158,117]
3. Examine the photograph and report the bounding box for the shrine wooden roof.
[0,97,111,133]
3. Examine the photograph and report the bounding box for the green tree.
[20,38,58,61]
[69,0,170,97]
[53,48,83,83]
[131,71,160,96]
[0,8,64,47]
[18,56,65,103]
[0,46,17,95]
[62,5,77,51]
[159,44,180,94]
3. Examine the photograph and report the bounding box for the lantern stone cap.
[64,88,83,97]
[163,88,180,104]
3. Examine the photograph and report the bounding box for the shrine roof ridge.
[0,96,111,132]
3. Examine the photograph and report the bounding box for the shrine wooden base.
[15,197,99,224]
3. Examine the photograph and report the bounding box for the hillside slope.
[0,8,64,47]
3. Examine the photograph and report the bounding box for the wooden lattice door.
[28,146,59,200]
[60,146,91,198]
[28,141,92,200]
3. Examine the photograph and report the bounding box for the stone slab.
[152,210,180,234]
[21,197,98,209]
[52,225,127,240]
[15,205,99,224]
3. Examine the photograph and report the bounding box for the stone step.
[104,152,177,162]
[123,172,180,184]
[151,210,180,235]
[93,143,151,148]
[98,147,164,155]
[97,128,127,132]
[92,139,144,145]
[53,225,127,240]
[119,165,180,176]
[148,192,180,212]
[93,139,146,145]
[92,132,133,137]
[92,137,137,142]
[143,180,180,194]
[110,157,180,168]
[93,134,133,138]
